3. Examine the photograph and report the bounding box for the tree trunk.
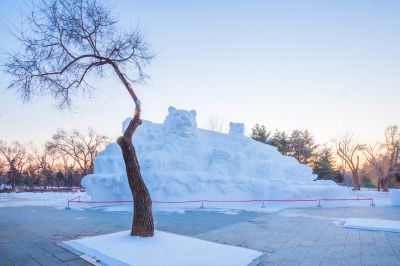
[117,118,154,237]
[352,171,361,190]
[111,62,154,237]
[10,167,16,189]
[382,175,389,192]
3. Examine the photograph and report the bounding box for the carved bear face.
[163,106,197,137]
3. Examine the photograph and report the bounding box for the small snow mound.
[391,189,400,206]
[344,218,400,233]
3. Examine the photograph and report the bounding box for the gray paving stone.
[65,259,92,266]
[320,257,340,265]
[378,255,400,265]
[361,254,382,265]
[376,247,396,256]
[31,254,64,265]
[53,251,80,262]
[12,257,41,266]
[277,258,301,266]
[340,257,361,266]
[300,257,321,266]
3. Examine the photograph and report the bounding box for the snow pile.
[391,189,400,206]
[65,230,262,266]
[344,218,400,233]
[0,191,85,208]
[82,106,353,203]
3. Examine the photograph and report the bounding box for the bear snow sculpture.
[82,106,344,202]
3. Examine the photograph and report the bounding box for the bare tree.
[363,143,384,191]
[58,152,75,188]
[24,154,40,190]
[3,0,154,236]
[205,114,225,132]
[33,146,58,189]
[0,141,29,189]
[0,156,5,176]
[0,155,7,184]
[334,133,364,191]
[381,126,400,191]
[46,128,108,175]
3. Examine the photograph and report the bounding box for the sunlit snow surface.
[65,230,262,266]
[344,218,400,233]
[81,106,390,207]
[0,191,86,208]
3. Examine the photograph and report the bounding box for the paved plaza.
[0,205,399,265]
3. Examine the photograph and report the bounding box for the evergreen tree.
[288,129,318,165]
[269,130,290,155]
[251,124,271,144]
[313,148,337,181]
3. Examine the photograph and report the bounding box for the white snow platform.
[344,218,400,233]
[64,230,263,266]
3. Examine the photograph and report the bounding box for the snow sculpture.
[228,122,244,136]
[82,106,344,202]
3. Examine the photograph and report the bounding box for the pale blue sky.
[0,0,399,145]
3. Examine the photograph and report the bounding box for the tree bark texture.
[113,62,154,237]
[352,171,361,191]
[117,119,154,237]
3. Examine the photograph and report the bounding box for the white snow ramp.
[344,218,400,233]
[65,230,262,266]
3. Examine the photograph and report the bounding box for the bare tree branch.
[333,133,364,190]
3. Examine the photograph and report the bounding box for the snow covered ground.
[65,230,263,266]
[0,191,86,208]
[0,189,393,214]
[344,218,400,233]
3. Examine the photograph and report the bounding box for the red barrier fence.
[66,196,375,209]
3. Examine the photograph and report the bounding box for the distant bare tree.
[59,153,75,188]
[334,133,364,190]
[46,128,108,175]
[24,154,39,189]
[33,146,58,189]
[0,141,29,189]
[0,156,5,176]
[205,114,225,132]
[363,143,384,191]
[0,156,7,184]
[3,0,155,236]
[381,126,400,191]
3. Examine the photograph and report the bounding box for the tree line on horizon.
[251,124,400,191]
[0,128,108,191]
[2,121,399,193]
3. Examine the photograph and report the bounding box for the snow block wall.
[82,106,345,202]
